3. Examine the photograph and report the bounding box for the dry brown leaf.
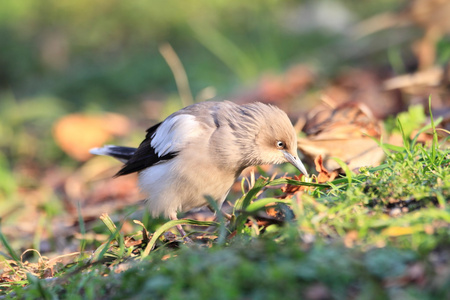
[314,155,339,183]
[319,69,404,119]
[299,102,385,171]
[280,174,309,198]
[383,67,444,91]
[280,155,338,200]
[53,113,130,161]
[245,215,284,229]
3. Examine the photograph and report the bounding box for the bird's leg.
[169,212,192,243]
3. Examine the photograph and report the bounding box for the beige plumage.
[90,101,308,235]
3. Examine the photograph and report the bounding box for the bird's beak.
[282,150,309,177]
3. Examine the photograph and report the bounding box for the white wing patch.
[151,114,202,157]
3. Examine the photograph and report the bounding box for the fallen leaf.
[382,226,415,236]
[53,113,130,161]
[299,102,385,171]
[281,174,309,198]
[314,155,339,183]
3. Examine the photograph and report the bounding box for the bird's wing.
[115,114,205,176]
[150,114,204,156]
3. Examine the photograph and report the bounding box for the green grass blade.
[366,163,390,173]
[234,177,268,213]
[266,178,329,188]
[141,219,218,258]
[331,157,352,185]
[91,215,124,262]
[428,95,438,165]
[245,198,292,213]
[380,143,407,153]
[397,119,412,156]
[99,214,117,235]
[0,255,26,282]
[0,219,21,263]
[205,195,228,246]
[91,226,122,262]
[410,117,443,147]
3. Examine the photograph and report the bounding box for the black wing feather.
[115,122,179,176]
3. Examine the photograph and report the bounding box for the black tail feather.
[90,145,137,162]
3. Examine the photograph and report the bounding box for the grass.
[1,106,449,299]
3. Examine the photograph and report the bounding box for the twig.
[159,43,194,107]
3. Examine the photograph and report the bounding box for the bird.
[90,101,308,237]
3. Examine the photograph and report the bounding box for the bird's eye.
[276,141,285,149]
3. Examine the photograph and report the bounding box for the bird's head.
[245,103,309,177]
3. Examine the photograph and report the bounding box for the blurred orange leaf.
[53,113,130,161]
[382,226,416,236]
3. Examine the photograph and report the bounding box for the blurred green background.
[1,0,405,109]
[1,0,409,172]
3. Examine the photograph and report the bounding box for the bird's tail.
[89,145,136,163]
